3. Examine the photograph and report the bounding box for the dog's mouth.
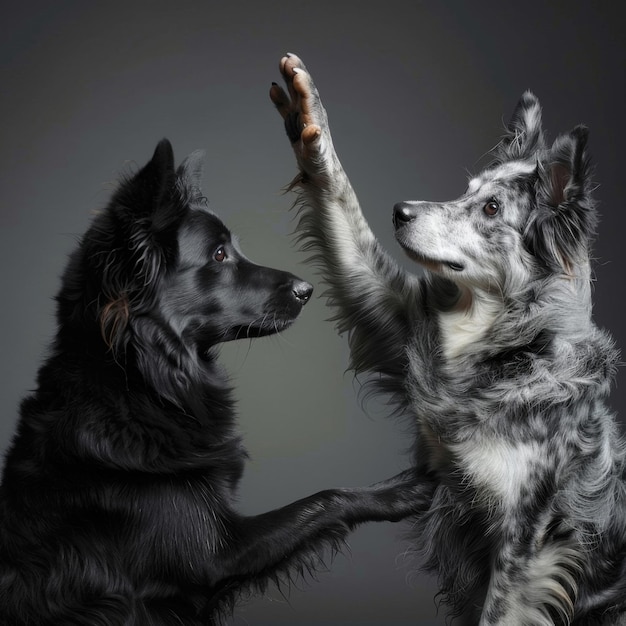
[395,230,465,273]
[232,316,295,339]
[214,314,297,345]
[198,316,296,358]
[446,261,464,272]
[401,247,465,273]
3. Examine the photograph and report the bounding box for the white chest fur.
[453,438,541,508]
[437,294,502,361]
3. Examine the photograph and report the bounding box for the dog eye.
[483,200,500,217]
[214,246,227,262]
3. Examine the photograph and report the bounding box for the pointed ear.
[113,137,184,246]
[127,138,177,215]
[176,149,206,203]
[491,91,546,164]
[97,139,186,349]
[525,125,596,273]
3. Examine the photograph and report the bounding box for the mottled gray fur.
[271,54,626,625]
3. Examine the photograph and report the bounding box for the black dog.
[0,140,429,625]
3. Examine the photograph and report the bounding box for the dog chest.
[451,438,543,508]
[418,415,543,509]
[437,296,502,361]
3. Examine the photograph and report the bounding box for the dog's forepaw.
[368,469,436,522]
[270,53,331,168]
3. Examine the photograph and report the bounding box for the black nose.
[393,202,418,228]
[292,280,314,305]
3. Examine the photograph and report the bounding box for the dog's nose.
[393,202,418,228]
[292,280,314,305]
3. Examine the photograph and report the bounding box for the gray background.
[1,2,624,624]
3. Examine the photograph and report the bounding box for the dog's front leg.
[479,528,578,626]
[270,53,421,385]
[217,469,434,583]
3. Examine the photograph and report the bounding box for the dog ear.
[491,91,546,164]
[114,138,184,282]
[177,149,206,203]
[98,139,186,350]
[525,125,597,273]
[132,138,177,212]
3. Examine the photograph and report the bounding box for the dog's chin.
[233,317,296,339]
[399,245,465,275]
[198,316,298,353]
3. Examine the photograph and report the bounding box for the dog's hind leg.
[271,54,421,390]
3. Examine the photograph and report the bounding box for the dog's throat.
[438,295,502,360]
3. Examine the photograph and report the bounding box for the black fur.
[0,139,430,625]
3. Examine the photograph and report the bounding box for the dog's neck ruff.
[437,289,503,361]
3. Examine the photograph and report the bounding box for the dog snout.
[292,280,313,305]
[393,202,419,229]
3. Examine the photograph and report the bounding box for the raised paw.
[270,53,332,169]
[369,468,437,522]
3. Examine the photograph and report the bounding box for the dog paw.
[270,53,332,170]
[368,469,436,522]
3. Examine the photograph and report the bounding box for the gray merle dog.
[271,53,626,625]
